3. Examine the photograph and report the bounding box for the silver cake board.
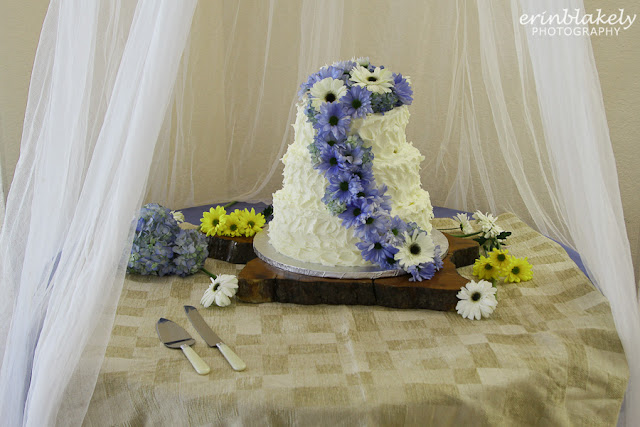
[253,226,449,280]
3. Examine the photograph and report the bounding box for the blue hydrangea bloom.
[356,235,399,267]
[392,73,413,105]
[370,92,400,114]
[314,102,351,141]
[338,197,375,229]
[172,229,209,277]
[326,171,363,204]
[341,86,373,118]
[128,203,209,277]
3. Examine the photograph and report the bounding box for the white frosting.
[269,104,434,267]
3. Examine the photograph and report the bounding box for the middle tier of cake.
[268,104,433,267]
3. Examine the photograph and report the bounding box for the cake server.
[156,318,210,375]
[184,305,246,371]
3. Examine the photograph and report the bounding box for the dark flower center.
[374,243,383,250]
[352,99,362,109]
[353,208,362,217]
[213,219,219,226]
[366,217,374,225]
[357,191,365,197]
[328,140,336,146]
[367,76,378,82]
[484,264,493,271]
[230,224,237,231]
[329,116,339,126]
[471,292,481,301]
[512,266,520,275]
[248,221,255,228]
[340,182,349,191]
[409,243,421,255]
[497,254,506,262]
[325,93,336,103]
[329,157,338,166]
[391,228,398,236]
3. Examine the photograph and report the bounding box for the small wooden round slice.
[207,234,257,264]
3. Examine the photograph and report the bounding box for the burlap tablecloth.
[84,213,628,426]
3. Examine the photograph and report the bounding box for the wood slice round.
[237,233,479,311]
[207,234,257,264]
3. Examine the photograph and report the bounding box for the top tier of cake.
[268,103,433,267]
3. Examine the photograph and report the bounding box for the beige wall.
[1,0,638,277]
[584,0,640,279]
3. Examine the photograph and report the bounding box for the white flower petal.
[201,288,216,308]
[214,291,231,307]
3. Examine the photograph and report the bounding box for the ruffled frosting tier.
[269,104,434,267]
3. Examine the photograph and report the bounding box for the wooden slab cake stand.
[237,233,479,311]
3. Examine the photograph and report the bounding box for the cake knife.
[184,305,246,371]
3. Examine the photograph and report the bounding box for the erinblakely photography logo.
[520,8,636,36]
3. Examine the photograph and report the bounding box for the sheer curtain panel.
[0,1,196,425]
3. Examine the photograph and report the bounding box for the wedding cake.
[268,59,441,281]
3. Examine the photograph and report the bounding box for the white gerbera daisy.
[350,65,394,94]
[456,280,498,320]
[473,211,504,239]
[453,213,473,234]
[394,229,435,268]
[309,77,347,109]
[200,275,239,308]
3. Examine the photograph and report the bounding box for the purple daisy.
[388,216,409,244]
[392,73,413,105]
[327,172,363,204]
[354,212,390,241]
[407,261,437,282]
[341,86,373,118]
[356,235,399,267]
[338,197,375,229]
[338,143,366,172]
[314,102,351,141]
[315,145,346,177]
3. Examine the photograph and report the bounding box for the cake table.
[84,213,628,426]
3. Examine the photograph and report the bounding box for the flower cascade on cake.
[291,58,441,281]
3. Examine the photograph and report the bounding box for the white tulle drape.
[0,0,196,425]
[1,0,637,424]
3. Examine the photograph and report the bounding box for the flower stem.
[200,267,217,280]
[223,201,238,209]
[438,227,461,231]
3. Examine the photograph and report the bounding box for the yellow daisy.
[504,257,533,283]
[221,210,244,237]
[472,256,500,281]
[200,206,227,236]
[489,249,511,273]
[239,208,266,237]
